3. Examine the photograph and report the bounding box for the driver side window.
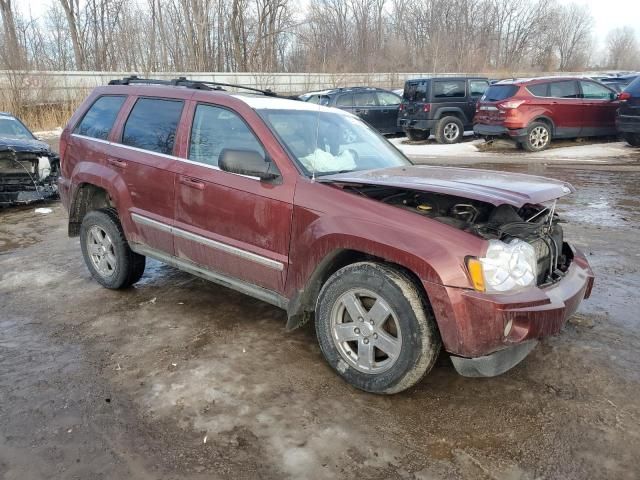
[189,104,264,167]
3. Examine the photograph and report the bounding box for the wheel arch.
[285,248,437,331]
[435,108,467,123]
[68,182,114,237]
[530,115,555,135]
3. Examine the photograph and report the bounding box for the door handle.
[381,109,389,113]
[179,177,205,190]
[107,158,127,168]
[354,108,362,114]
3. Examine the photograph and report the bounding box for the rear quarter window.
[121,98,184,155]
[482,85,519,101]
[433,80,465,98]
[74,95,126,140]
[526,83,549,97]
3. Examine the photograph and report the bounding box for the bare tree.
[552,3,593,71]
[606,26,639,70]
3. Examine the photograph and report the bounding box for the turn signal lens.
[467,258,485,292]
[618,92,631,101]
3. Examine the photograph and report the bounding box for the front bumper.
[424,247,594,376]
[473,123,528,140]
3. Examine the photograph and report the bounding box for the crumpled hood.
[319,165,574,207]
[0,137,52,155]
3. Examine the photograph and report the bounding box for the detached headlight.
[467,239,537,293]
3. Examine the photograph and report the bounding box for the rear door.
[467,80,489,127]
[172,101,294,293]
[353,91,379,129]
[108,96,188,255]
[547,80,583,137]
[578,80,618,135]
[374,90,402,133]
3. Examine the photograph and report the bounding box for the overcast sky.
[17,0,640,49]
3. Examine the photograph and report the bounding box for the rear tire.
[315,262,441,394]
[435,116,464,144]
[80,208,146,289]
[405,128,429,141]
[623,132,640,147]
[522,121,552,152]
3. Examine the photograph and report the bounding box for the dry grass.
[5,101,80,132]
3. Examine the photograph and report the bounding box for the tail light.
[618,92,631,101]
[423,103,431,112]
[399,103,404,111]
[59,132,68,163]
[498,100,525,110]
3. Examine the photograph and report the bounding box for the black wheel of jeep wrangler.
[435,116,464,144]
[623,133,640,147]
[404,128,429,141]
[315,262,441,394]
[522,121,551,152]
[80,208,146,289]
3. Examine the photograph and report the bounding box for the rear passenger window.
[354,92,377,106]
[74,95,125,140]
[122,98,184,155]
[549,81,579,99]
[377,92,401,106]
[336,94,353,107]
[469,81,489,96]
[433,81,465,98]
[527,83,549,97]
[189,104,264,167]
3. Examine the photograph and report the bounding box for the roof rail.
[108,75,278,96]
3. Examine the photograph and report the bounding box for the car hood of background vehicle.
[320,165,575,207]
[0,137,52,154]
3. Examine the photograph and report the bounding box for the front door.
[173,102,294,293]
[353,91,379,130]
[579,80,619,136]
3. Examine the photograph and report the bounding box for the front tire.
[623,132,640,147]
[405,128,429,141]
[315,262,441,394]
[80,208,146,289]
[522,121,551,152]
[435,116,464,144]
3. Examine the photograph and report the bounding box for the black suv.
[617,77,640,146]
[398,77,489,143]
[300,87,403,134]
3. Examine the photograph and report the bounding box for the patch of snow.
[34,127,63,138]
[34,207,52,214]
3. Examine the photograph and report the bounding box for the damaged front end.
[0,145,59,207]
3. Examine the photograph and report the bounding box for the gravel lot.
[1,141,639,479]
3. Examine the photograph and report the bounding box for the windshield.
[0,117,34,139]
[258,109,411,176]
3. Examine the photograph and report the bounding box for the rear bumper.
[397,118,436,131]
[424,247,594,375]
[473,123,528,140]
[616,115,640,134]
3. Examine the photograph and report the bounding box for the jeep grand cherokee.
[58,77,594,394]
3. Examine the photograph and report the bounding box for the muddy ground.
[1,148,640,479]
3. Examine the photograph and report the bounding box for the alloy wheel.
[529,126,549,150]
[443,122,460,141]
[87,225,117,277]
[329,288,402,374]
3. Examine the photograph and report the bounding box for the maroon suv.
[58,77,594,394]
[474,77,619,151]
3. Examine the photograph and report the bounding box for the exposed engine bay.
[348,185,572,287]
[0,148,59,207]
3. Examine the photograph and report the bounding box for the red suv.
[474,77,619,151]
[58,77,594,394]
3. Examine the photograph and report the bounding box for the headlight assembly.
[467,239,537,293]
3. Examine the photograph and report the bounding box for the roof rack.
[108,75,278,97]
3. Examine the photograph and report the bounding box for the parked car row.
[300,74,640,151]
